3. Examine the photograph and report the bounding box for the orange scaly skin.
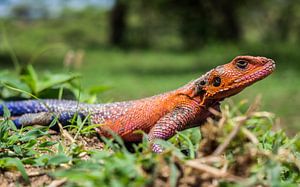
[0,56,275,152]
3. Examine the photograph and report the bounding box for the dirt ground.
[0,134,105,187]
[0,123,266,187]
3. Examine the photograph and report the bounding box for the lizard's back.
[0,92,177,141]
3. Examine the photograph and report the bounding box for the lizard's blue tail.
[0,100,87,128]
[0,100,48,116]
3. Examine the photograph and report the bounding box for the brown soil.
[0,133,105,187]
[0,123,256,187]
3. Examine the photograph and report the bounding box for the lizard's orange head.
[195,56,276,100]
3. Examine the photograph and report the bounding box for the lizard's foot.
[152,143,164,153]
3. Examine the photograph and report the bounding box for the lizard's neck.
[170,80,215,107]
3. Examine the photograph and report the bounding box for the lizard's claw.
[151,143,164,153]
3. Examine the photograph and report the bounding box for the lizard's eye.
[213,77,221,87]
[236,60,248,69]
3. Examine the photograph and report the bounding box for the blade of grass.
[6,158,29,183]
[1,26,20,73]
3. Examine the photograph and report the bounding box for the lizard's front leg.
[148,106,199,153]
[148,103,220,153]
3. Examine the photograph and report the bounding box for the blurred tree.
[109,0,128,47]
[161,0,245,48]
[274,0,297,41]
[10,2,50,22]
[213,0,242,40]
[11,4,31,22]
[115,0,247,49]
[249,0,300,43]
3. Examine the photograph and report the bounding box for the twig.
[27,171,46,177]
[241,127,259,144]
[191,156,226,164]
[208,106,222,117]
[257,148,300,170]
[217,114,227,129]
[185,160,243,182]
[246,95,261,114]
[48,178,67,187]
[57,122,75,143]
[212,117,246,156]
[212,96,261,156]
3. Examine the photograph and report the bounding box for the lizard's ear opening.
[199,80,207,86]
[194,80,207,95]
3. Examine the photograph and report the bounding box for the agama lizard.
[0,56,275,152]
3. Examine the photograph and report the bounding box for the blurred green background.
[0,0,299,132]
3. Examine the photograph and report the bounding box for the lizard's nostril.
[261,57,275,65]
[263,58,276,70]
